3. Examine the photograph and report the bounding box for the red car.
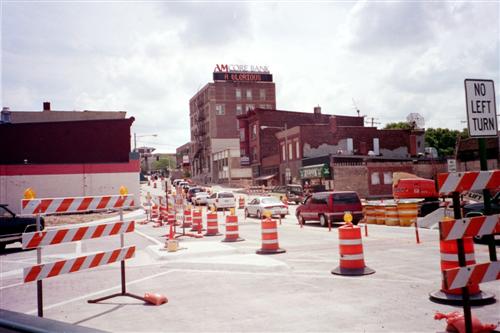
[296,191,363,226]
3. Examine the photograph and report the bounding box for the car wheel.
[257,210,262,219]
[244,209,249,218]
[297,214,306,225]
[319,215,328,227]
[0,243,6,252]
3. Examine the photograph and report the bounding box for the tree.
[152,156,175,173]
[384,122,412,130]
[424,128,469,158]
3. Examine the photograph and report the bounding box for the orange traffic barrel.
[429,235,495,305]
[256,217,286,254]
[384,201,399,226]
[181,208,192,228]
[397,200,418,227]
[167,211,176,226]
[364,202,377,224]
[191,209,203,232]
[375,203,386,225]
[331,224,375,276]
[238,197,245,209]
[205,212,221,236]
[222,215,244,242]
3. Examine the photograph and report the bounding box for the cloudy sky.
[2,1,499,153]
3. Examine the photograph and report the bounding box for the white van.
[206,192,236,210]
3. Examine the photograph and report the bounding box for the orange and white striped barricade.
[375,203,385,225]
[181,207,192,229]
[331,224,374,276]
[20,194,165,317]
[222,215,244,242]
[238,197,245,209]
[205,212,222,236]
[256,217,285,254]
[429,214,499,306]
[167,211,176,226]
[384,202,399,226]
[191,209,203,233]
[364,202,377,224]
[429,170,499,331]
[397,200,418,227]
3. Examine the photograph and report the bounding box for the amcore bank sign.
[214,64,270,74]
[213,64,273,82]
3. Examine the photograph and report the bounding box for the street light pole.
[284,122,289,185]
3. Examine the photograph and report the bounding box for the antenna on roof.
[352,98,366,118]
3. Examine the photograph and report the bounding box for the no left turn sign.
[464,79,498,137]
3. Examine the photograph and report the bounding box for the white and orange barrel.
[167,211,176,225]
[331,224,375,276]
[205,212,221,236]
[181,208,192,228]
[375,203,386,225]
[151,204,159,222]
[397,200,418,227]
[364,202,377,224]
[221,215,244,242]
[160,205,168,223]
[439,237,480,295]
[384,202,399,226]
[191,209,203,233]
[238,197,245,209]
[256,217,286,254]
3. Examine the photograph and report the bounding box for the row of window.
[370,172,393,185]
[235,88,267,101]
[215,104,272,116]
[281,140,301,161]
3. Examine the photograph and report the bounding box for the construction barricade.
[331,223,374,276]
[375,203,385,225]
[205,212,221,236]
[256,216,285,254]
[191,209,203,233]
[364,202,377,224]
[384,201,399,226]
[21,193,166,317]
[397,200,419,227]
[238,197,245,209]
[430,170,499,312]
[222,214,244,242]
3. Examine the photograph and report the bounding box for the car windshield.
[261,197,282,204]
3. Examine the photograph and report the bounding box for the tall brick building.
[189,65,276,183]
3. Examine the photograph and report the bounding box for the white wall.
[0,172,140,215]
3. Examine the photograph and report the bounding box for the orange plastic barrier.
[256,217,285,254]
[375,204,385,225]
[191,209,203,233]
[364,203,377,224]
[397,201,418,227]
[385,203,399,226]
[222,215,244,242]
[205,212,221,236]
[331,224,374,276]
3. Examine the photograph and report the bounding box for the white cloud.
[1,1,499,152]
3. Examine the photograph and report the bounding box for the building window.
[239,128,245,141]
[281,143,286,161]
[347,138,353,154]
[236,89,242,100]
[260,89,266,100]
[252,147,258,161]
[215,104,225,115]
[371,172,380,185]
[383,172,393,184]
[246,89,252,100]
[236,104,243,115]
[295,140,300,159]
[246,104,254,111]
[288,142,293,160]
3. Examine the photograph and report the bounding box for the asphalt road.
[1,181,499,332]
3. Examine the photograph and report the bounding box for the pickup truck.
[0,204,44,251]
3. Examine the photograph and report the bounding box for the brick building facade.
[189,67,276,184]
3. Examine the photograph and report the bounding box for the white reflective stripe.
[447,218,471,241]
[67,198,83,213]
[471,171,491,191]
[107,196,119,209]
[450,267,472,289]
[439,173,462,194]
[47,198,65,214]
[21,199,41,215]
[339,239,362,245]
[483,261,500,284]
[340,253,364,261]
[262,229,278,234]
[262,239,278,244]
[225,231,239,235]
[440,252,475,262]
[478,215,499,236]
[87,198,101,211]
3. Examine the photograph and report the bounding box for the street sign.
[447,159,457,173]
[464,79,498,137]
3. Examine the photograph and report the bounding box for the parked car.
[296,191,363,226]
[207,192,236,210]
[193,192,209,205]
[269,184,304,204]
[187,187,204,202]
[172,179,184,187]
[0,204,45,251]
[244,196,289,219]
[463,191,500,245]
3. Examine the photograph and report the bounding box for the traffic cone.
[165,224,179,252]
[256,215,286,254]
[331,223,375,276]
[144,293,167,306]
[205,212,221,236]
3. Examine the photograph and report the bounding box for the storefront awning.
[254,173,277,181]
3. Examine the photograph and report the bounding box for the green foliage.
[424,128,469,158]
[384,122,412,130]
[152,156,175,171]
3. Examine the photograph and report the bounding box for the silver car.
[192,192,209,205]
[244,196,288,219]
